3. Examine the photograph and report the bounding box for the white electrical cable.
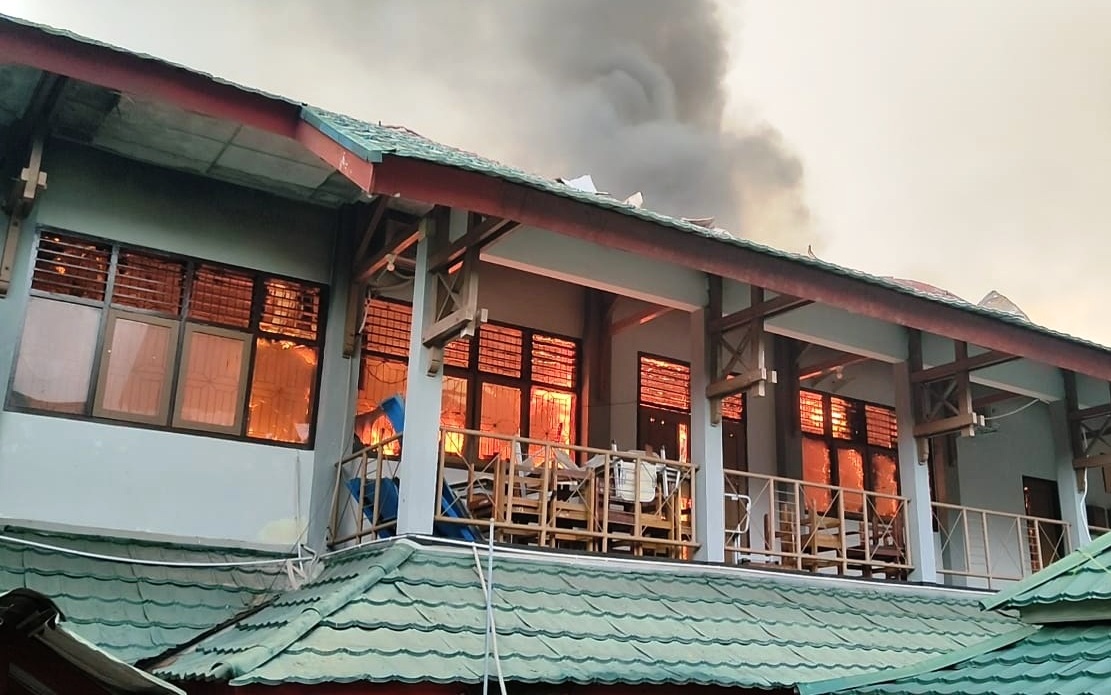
[983,398,1042,421]
[0,534,300,568]
[473,543,507,695]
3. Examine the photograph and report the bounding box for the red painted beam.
[294,119,375,191]
[0,20,299,138]
[370,155,1111,382]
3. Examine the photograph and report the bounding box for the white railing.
[723,470,912,578]
[932,502,1071,589]
[436,427,699,559]
[1090,525,1110,539]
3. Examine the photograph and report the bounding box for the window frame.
[171,322,254,435]
[91,309,182,426]
[357,297,582,448]
[635,352,746,466]
[798,387,900,497]
[5,227,327,449]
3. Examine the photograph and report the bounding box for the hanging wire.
[983,398,1042,421]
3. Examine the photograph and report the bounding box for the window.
[799,389,898,515]
[9,231,325,445]
[636,354,744,466]
[356,298,580,456]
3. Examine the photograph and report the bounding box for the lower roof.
[802,623,1111,695]
[153,537,1019,690]
[0,523,291,663]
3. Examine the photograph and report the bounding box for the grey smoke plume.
[9,0,812,247]
[325,0,812,246]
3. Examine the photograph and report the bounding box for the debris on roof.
[978,290,1029,321]
[556,173,603,195]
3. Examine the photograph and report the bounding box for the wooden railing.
[1090,525,1110,539]
[723,469,912,578]
[435,427,699,558]
[328,435,401,547]
[932,502,1071,589]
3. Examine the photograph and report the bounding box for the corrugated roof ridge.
[795,625,1039,695]
[216,542,415,683]
[982,530,1111,612]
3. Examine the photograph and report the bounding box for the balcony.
[932,502,1071,589]
[723,470,912,578]
[330,429,699,559]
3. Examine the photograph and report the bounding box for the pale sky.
[3,1,1110,346]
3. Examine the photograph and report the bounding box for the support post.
[691,308,725,562]
[396,216,447,535]
[894,361,938,583]
[1050,399,1090,550]
[307,215,360,550]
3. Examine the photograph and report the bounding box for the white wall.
[0,141,337,547]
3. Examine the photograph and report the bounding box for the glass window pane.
[97,317,176,421]
[801,437,832,510]
[479,382,520,459]
[529,386,575,446]
[32,234,111,300]
[441,376,468,456]
[11,297,100,413]
[247,339,318,443]
[837,447,865,514]
[870,452,899,517]
[177,329,247,429]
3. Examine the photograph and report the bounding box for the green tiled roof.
[801,624,1111,695]
[982,528,1111,612]
[0,524,291,664]
[153,538,1019,689]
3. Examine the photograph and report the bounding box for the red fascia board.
[0,20,299,138]
[294,119,375,192]
[371,154,1111,382]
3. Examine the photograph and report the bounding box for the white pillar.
[1050,400,1090,550]
[691,308,725,562]
[396,222,445,535]
[893,361,938,583]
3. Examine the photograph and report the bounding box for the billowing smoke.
[9,0,813,248]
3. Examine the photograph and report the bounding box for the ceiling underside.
[0,63,364,207]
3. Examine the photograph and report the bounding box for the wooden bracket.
[908,332,987,439]
[706,277,784,424]
[423,212,486,374]
[1,136,47,297]
[1064,370,1111,475]
[428,213,518,273]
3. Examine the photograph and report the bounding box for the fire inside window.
[358,298,578,456]
[799,388,899,515]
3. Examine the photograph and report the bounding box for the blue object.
[346,478,399,538]
[380,395,405,433]
[369,394,478,542]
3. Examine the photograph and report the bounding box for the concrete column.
[307,220,361,550]
[690,308,725,562]
[396,221,445,535]
[893,361,938,583]
[741,335,777,563]
[1049,400,1091,550]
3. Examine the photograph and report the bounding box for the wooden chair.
[774,497,843,572]
[847,513,909,579]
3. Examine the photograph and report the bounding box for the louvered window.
[189,265,253,328]
[31,234,111,301]
[260,279,320,341]
[638,356,691,412]
[478,325,523,378]
[11,230,325,447]
[365,299,412,357]
[532,334,575,388]
[111,251,186,315]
